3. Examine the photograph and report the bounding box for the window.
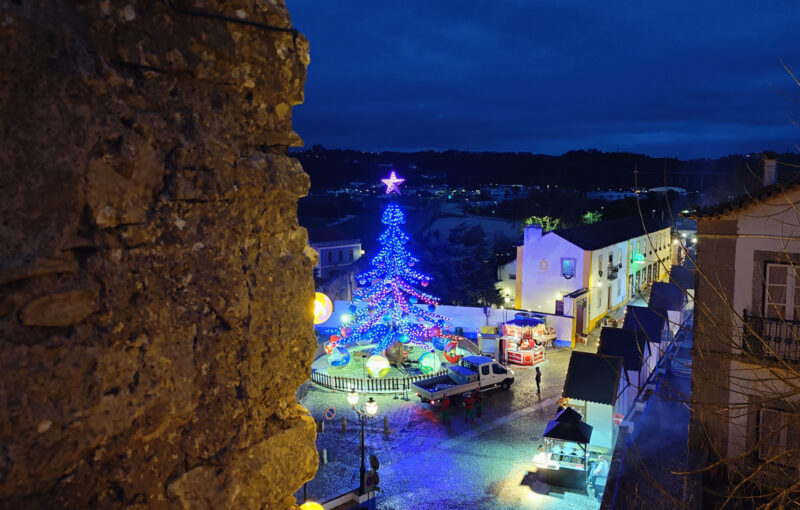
[481,365,490,376]
[338,250,344,262]
[561,258,576,279]
[596,290,602,308]
[764,263,800,319]
[349,249,354,261]
[758,408,800,467]
[492,363,507,375]
[327,251,332,263]
[617,279,622,297]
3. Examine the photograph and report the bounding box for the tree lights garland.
[339,172,450,353]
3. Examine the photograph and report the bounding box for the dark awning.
[543,416,593,444]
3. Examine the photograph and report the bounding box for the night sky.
[289,1,800,159]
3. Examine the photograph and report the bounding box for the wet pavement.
[298,343,601,509]
[604,315,695,509]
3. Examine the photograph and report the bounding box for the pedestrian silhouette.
[441,393,451,425]
[535,366,542,395]
[464,392,476,423]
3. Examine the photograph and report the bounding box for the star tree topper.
[381,170,405,194]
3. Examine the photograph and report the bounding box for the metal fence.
[743,309,800,364]
[310,368,449,394]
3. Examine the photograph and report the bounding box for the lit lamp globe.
[365,397,378,416]
[313,292,333,325]
[300,503,324,510]
[365,355,390,378]
[347,388,359,407]
[418,351,442,374]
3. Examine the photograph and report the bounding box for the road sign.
[324,407,336,420]
[613,413,624,426]
[364,470,377,492]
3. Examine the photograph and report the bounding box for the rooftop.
[598,327,648,372]
[623,305,667,343]
[670,265,695,291]
[688,175,800,220]
[650,282,684,311]
[562,351,624,405]
[550,215,671,251]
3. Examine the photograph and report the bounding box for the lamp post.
[347,389,378,494]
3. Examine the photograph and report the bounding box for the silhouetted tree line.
[292,147,800,194]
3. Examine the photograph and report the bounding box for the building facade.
[309,235,363,280]
[516,216,671,335]
[689,177,800,507]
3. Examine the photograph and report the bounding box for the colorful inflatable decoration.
[365,354,390,378]
[431,336,448,351]
[327,346,351,368]
[313,292,333,325]
[324,342,335,355]
[443,341,460,363]
[386,341,405,365]
[418,351,442,374]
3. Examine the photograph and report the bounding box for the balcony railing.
[607,264,619,280]
[742,310,800,364]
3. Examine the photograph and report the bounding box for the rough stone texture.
[0,1,317,508]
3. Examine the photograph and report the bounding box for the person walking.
[535,366,542,395]
[474,387,483,418]
[464,392,475,423]
[441,393,451,425]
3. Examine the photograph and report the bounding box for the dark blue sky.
[289,1,800,159]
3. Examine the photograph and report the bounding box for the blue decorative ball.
[349,304,357,313]
[399,334,410,344]
[409,296,418,304]
[428,304,436,312]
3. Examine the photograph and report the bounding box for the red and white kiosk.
[501,318,555,366]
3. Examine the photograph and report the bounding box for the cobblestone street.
[298,341,602,509]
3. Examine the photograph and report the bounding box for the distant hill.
[291,147,800,194]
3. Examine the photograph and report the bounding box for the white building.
[308,227,363,279]
[689,163,800,504]
[496,259,518,305]
[517,216,671,336]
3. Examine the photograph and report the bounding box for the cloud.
[290,1,800,158]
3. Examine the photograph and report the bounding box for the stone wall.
[0,1,317,508]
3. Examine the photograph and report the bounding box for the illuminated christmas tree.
[339,171,449,353]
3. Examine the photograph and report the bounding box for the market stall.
[533,407,593,489]
[501,318,554,366]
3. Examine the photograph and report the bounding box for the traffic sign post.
[325,407,336,421]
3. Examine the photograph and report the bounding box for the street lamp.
[348,390,379,494]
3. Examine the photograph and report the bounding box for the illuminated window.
[561,258,576,279]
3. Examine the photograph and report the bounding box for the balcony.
[742,310,800,364]
[607,264,620,281]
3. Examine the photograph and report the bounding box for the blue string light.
[340,174,449,353]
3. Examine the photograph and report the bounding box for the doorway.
[576,298,586,336]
